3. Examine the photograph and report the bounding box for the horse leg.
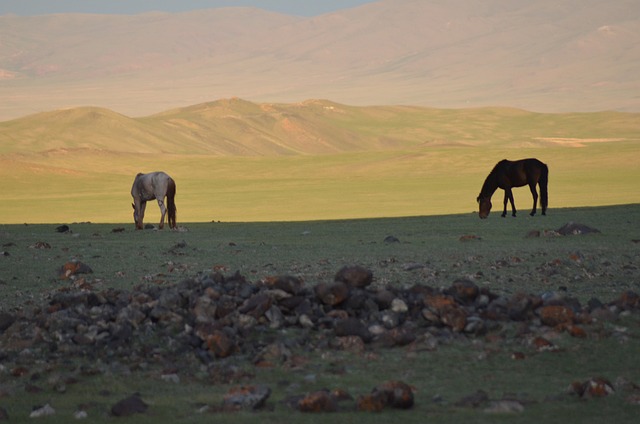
[529,183,538,216]
[505,189,517,217]
[157,198,167,229]
[138,202,147,229]
[501,191,509,217]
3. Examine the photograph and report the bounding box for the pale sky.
[0,0,377,16]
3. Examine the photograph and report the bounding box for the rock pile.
[1,264,639,415]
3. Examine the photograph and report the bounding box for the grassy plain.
[1,102,639,224]
[1,103,639,421]
[0,205,639,423]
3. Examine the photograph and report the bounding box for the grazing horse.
[476,158,548,219]
[131,171,177,229]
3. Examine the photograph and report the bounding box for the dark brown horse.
[477,158,548,219]
[131,171,177,229]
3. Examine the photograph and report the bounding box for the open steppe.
[1,99,639,224]
[0,204,639,422]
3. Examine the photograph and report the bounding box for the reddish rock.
[58,261,93,280]
[356,391,387,412]
[511,351,526,360]
[375,380,415,409]
[571,377,615,398]
[449,279,479,303]
[440,305,467,332]
[298,391,338,413]
[424,294,456,311]
[315,282,349,306]
[568,325,588,338]
[335,265,373,289]
[617,290,640,310]
[262,275,303,295]
[532,336,557,352]
[222,385,271,410]
[205,330,235,358]
[539,305,575,327]
[459,235,481,242]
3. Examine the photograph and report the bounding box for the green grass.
[1,102,639,224]
[1,140,639,224]
[1,205,640,423]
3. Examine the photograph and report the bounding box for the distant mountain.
[1,0,639,120]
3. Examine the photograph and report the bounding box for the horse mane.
[479,159,508,198]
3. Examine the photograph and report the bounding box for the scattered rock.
[484,400,524,414]
[356,391,387,412]
[373,380,415,409]
[298,390,338,413]
[111,394,148,417]
[455,390,490,408]
[538,305,575,327]
[335,265,373,289]
[222,385,271,411]
[56,224,70,233]
[459,235,481,242]
[315,281,349,306]
[58,261,93,280]
[0,312,16,333]
[334,317,372,342]
[383,235,400,243]
[29,404,55,418]
[557,222,600,236]
[570,377,615,398]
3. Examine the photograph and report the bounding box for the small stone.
[30,404,55,418]
[222,385,271,411]
[315,281,349,306]
[375,380,415,409]
[334,317,372,342]
[73,410,88,419]
[539,305,575,327]
[298,390,338,413]
[390,298,408,313]
[335,265,373,288]
[356,391,387,412]
[484,400,524,413]
[111,394,148,416]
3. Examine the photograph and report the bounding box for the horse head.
[477,195,492,219]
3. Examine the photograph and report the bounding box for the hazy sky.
[0,0,377,16]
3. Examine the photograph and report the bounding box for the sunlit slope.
[2,99,639,155]
[0,100,638,223]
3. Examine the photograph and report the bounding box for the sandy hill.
[0,0,638,121]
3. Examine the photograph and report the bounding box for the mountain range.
[1,0,638,121]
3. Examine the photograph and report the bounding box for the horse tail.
[539,162,549,212]
[167,178,177,228]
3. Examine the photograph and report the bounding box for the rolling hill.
[1,0,639,121]
[2,99,639,156]
[0,99,638,224]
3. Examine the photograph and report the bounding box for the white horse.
[131,171,177,229]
